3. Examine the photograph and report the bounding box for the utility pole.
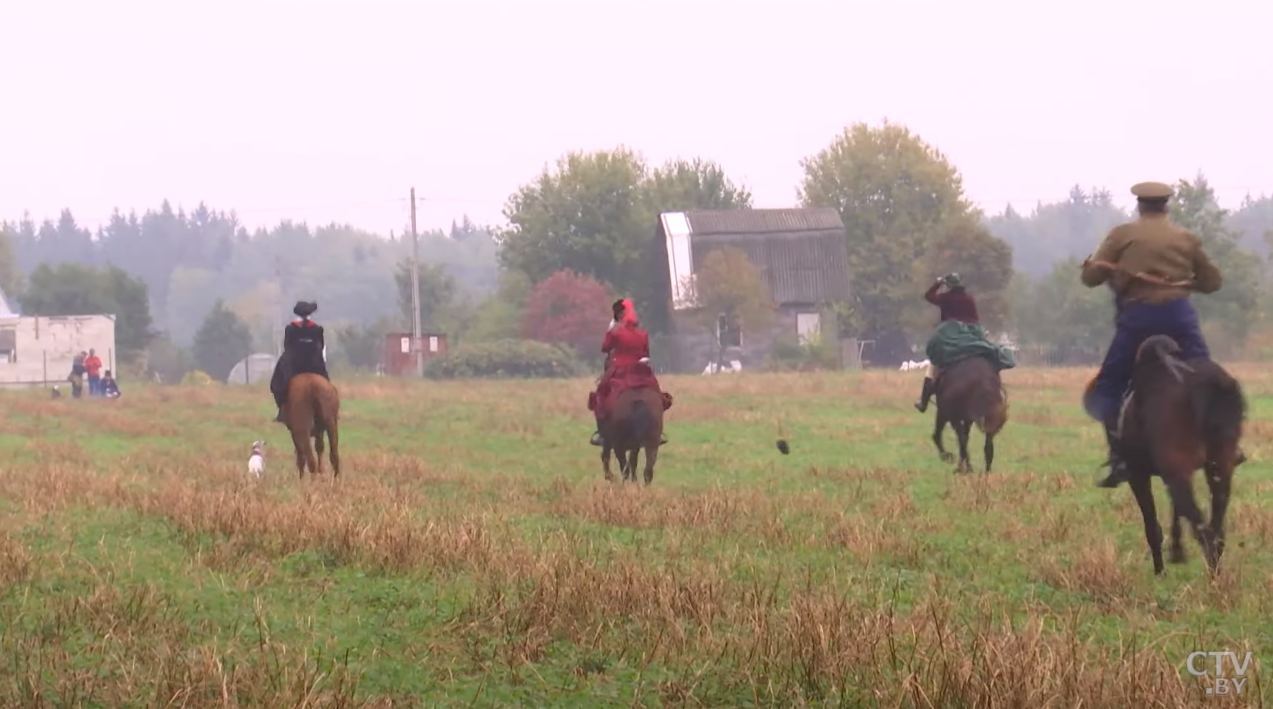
[409,187,424,378]
[273,256,284,358]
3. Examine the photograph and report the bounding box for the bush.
[765,334,840,372]
[424,339,588,379]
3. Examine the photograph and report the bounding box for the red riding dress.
[592,325,656,418]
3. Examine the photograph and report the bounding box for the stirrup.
[1096,454,1129,488]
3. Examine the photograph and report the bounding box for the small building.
[382,331,448,377]
[227,352,277,386]
[657,208,851,373]
[0,314,118,388]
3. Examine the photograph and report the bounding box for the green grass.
[0,366,1269,707]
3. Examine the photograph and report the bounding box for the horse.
[599,387,665,485]
[931,355,1009,473]
[1117,334,1245,576]
[282,372,341,479]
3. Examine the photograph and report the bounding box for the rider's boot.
[1096,419,1131,488]
[914,377,935,413]
[590,430,604,446]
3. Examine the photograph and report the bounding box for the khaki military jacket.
[1081,213,1222,304]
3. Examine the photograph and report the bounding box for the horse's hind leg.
[601,444,615,483]
[982,427,992,473]
[1169,509,1186,564]
[313,427,325,475]
[642,444,659,486]
[290,428,312,479]
[1129,474,1165,575]
[932,414,953,464]
[954,420,973,474]
[1163,471,1220,574]
[1204,457,1235,564]
[624,449,639,483]
[327,420,340,479]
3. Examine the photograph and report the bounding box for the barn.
[656,208,852,373]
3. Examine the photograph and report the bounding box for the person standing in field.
[84,349,103,396]
[68,351,87,399]
[1079,180,1245,488]
[269,301,330,423]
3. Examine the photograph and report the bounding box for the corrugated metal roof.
[682,207,845,235]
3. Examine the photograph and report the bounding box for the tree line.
[4,119,1272,380]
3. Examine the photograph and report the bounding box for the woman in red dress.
[590,298,667,446]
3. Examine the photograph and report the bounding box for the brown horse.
[283,372,341,479]
[1118,334,1245,576]
[931,355,1009,473]
[600,387,665,485]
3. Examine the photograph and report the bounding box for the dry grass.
[0,364,1268,706]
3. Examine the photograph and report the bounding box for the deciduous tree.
[520,270,613,357]
[920,217,1015,331]
[497,149,754,336]
[1169,173,1260,351]
[192,300,253,382]
[497,147,651,300]
[20,263,156,359]
[685,247,775,364]
[394,260,458,331]
[797,121,975,358]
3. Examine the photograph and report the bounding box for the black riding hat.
[293,301,318,318]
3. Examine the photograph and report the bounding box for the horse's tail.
[628,398,654,445]
[1195,368,1246,446]
[974,384,1009,436]
[973,382,1009,435]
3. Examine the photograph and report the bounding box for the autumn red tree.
[520,269,614,356]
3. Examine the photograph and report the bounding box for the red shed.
[382,331,448,377]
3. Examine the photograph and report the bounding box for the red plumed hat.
[620,298,638,326]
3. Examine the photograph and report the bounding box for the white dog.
[247,441,266,478]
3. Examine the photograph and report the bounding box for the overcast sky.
[3,0,1270,239]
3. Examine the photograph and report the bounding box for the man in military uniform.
[1080,180,1239,488]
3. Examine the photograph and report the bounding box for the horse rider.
[1080,180,1244,488]
[270,300,330,423]
[589,298,667,447]
[914,272,980,413]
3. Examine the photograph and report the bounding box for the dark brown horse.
[600,387,666,485]
[931,355,1009,473]
[1117,334,1245,576]
[283,372,341,479]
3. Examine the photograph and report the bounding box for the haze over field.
[3,0,1271,235]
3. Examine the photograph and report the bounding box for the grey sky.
[3,0,1270,239]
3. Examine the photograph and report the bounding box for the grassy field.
[0,365,1271,708]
